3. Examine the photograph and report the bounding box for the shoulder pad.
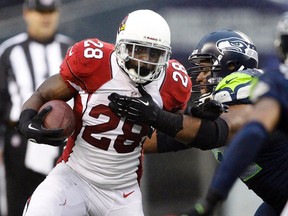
[60,38,114,92]
[160,59,192,112]
[213,71,255,104]
[240,68,264,77]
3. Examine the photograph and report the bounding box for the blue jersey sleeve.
[209,121,269,199]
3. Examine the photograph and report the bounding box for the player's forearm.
[22,75,75,112]
[175,116,229,150]
[22,77,58,111]
[174,115,202,144]
[154,114,229,152]
[22,90,47,111]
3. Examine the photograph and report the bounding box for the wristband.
[189,117,229,150]
[153,110,183,137]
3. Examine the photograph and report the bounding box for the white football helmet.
[115,9,172,84]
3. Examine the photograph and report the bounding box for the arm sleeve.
[156,117,229,152]
[209,121,269,199]
[188,117,229,150]
[156,131,189,153]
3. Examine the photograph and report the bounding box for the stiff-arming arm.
[108,85,228,139]
[142,102,252,154]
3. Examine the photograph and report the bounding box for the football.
[39,100,75,138]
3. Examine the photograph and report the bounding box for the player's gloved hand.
[180,200,215,216]
[108,85,160,124]
[18,107,67,146]
[181,189,224,216]
[188,100,228,120]
[108,85,183,137]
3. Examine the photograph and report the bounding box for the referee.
[0,0,74,215]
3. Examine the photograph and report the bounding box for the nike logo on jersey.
[69,47,74,56]
[28,123,39,131]
[123,190,135,198]
[137,99,149,106]
[225,77,238,84]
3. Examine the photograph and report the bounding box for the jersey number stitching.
[84,40,104,59]
[171,62,189,87]
[82,104,150,153]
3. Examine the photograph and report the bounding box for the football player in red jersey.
[17,9,192,216]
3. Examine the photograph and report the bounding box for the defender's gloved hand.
[188,100,228,120]
[181,200,215,216]
[108,85,183,137]
[181,189,224,216]
[108,85,160,125]
[18,106,66,146]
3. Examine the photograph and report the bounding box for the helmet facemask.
[188,52,221,94]
[116,41,171,84]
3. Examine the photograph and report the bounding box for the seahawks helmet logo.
[216,37,258,61]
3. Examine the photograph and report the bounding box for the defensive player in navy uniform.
[17,9,192,216]
[108,29,288,215]
[182,14,288,216]
[181,13,288,216]
[186,63,288,216]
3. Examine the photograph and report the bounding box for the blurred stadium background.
[1,0,288,215]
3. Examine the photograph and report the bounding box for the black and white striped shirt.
[0,32,73,124]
